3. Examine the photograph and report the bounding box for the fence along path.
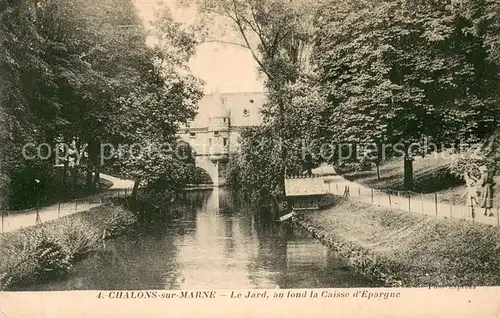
[1,174,134,233]
[324,175,500,227]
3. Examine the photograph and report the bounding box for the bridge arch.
[195,156,219,186]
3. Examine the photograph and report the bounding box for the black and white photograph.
[1,0,499,315]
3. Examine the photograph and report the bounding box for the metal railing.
[1,187,134,233]
[326,182,499,227]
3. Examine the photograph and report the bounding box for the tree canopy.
[187,0,500,197]
[1,0,203,209]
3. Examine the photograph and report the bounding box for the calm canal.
[29,189,379,290]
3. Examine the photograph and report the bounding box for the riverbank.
[295,197,500,287]
[2,173,135,233]
[342,155,471,205]
[0,203,137,290]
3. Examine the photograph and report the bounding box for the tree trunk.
[93,170,100,189]
[403,156,414,190]
[277,87,287,195]
[376,142,382,180]
[271,194,279,221]
[86,139,98,192]
[71,166,79,195]
[62,160,68,188]
[92,140,101,189]
[86,163,93,193]
[132,177,141,199]
[72,137,81,194]
[61,136,68,197]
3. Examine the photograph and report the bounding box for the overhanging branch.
[200,39,249,49]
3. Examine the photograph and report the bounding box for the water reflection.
[25,189,379,291]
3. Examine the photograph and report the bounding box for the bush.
[103,204,138,238]
[48,218,102,262]
[33,238,72,280]
[318,194,338,209]
[0,203,136,290]
[1,229,74,288]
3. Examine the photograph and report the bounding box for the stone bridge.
[177,91,265,187]
[195,156,222,187]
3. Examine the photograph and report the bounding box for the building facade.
[177,92,266,186]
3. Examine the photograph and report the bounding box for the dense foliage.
[315,0,500,148]
[0,204,135,289]
[313,0,500,188]
[190,0,500,199]
[188,0,323,202]
[1,0,203,209]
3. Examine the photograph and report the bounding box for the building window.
[243,108,250,117]
[189,132,196,138]
[223,118,227,123]
[223,138,228,147]
[214,131,220,137]
[209,138,212,146]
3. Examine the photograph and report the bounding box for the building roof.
[187,92,266,129]
[208,91,230,118]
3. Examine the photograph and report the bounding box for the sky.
[133,0,264,94]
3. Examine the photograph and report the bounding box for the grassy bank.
[0,203,136,290]
[296,197,500,287]
[344,155,461,191]
[342,155,480,206]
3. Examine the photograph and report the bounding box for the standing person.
[478,166,494,217]
[464,171,479,206]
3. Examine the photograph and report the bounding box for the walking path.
[1,174,134,233]
[6,167,496,232]
[321,172,500,227]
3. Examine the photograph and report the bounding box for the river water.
[29,189,378,290]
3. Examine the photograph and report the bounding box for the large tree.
[110,7,203,196]
[182,0,322,199]
[1,0,203,209]
[314,0,500,189]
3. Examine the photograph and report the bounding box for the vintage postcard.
[1,0,499,317]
